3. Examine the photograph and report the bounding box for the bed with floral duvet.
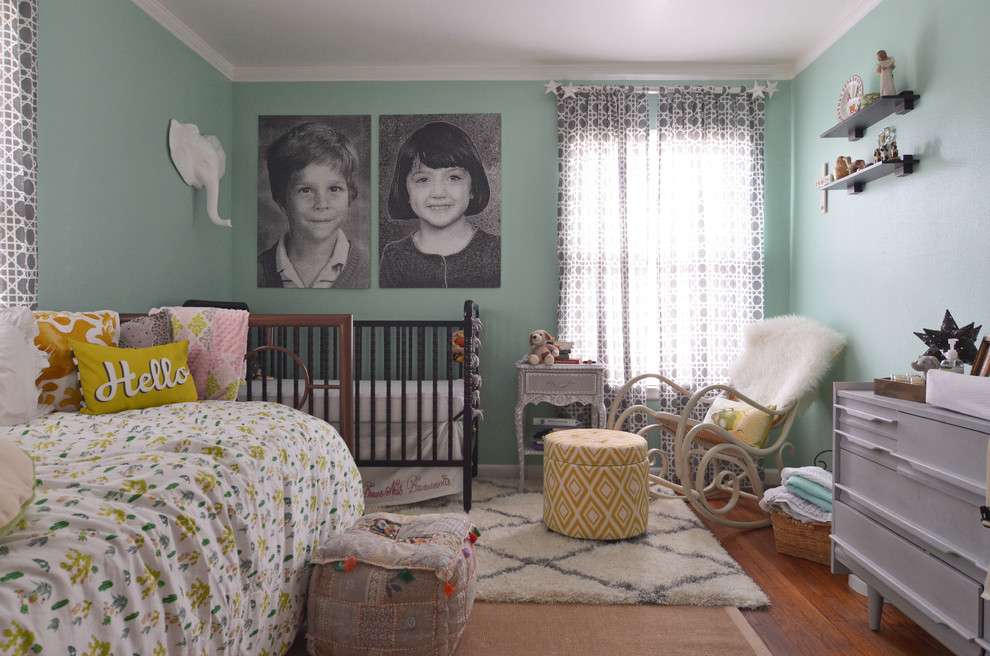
[0,400,364,656]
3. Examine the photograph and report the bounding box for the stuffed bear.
[527,329,560,365]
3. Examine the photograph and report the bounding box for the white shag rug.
[399,479,769,608]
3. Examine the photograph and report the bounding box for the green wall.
[789,0,990,464]
[232,81,792,464]
[37,0,233,311]
[36,1,795,465]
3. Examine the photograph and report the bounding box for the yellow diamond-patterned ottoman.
[543,429,649,540]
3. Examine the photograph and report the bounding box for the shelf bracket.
[895,154,916,177]
[848,126,865,141]
[894,93,916,114]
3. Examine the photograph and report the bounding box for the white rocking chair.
[606,316,845,529]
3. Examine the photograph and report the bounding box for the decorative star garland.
[914,309,982,364]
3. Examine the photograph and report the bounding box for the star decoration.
[914,309,982,363]
[561,84,578,100]
[749,81,766,99]
[544,80,560,95]
[765,80,779,98]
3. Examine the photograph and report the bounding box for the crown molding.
[130,0,234,79]
[230,62,794,83]
[792,0,884,75]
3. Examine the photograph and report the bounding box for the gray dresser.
[832,382,990,655]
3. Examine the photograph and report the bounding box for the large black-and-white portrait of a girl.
[379,114,500,288]
[258,115,371,289]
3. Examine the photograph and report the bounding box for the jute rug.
[454,604,771,656]
[402,479,769,608]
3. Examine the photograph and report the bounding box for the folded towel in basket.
[781,465,833,490]
[760,486,832,524]
[786,477,833,511]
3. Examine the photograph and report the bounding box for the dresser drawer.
[898,412,987,496]
[832,501,982,638]
[834,399,899,459]
[524,372,598,396]
[835,448,989,575]
[835,396,900,441]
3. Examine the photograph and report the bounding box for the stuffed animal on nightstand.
[528,330,560,365]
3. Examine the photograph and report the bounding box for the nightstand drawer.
[524,372,599,395]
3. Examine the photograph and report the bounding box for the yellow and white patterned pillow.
[33,311,120,412]
[703,397,775,448]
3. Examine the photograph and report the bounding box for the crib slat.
[261,328,269,401]
[370,327,377,462]
[276,327,284,404]
[384,325,392,464]
[354,325,363,461]
[322,326,330,422]
[417,326,424,461]
[400,326,407,462]
[447,326,453,461]
[432,327,438,461]
[292,327,300,408]
[307,327,314,416]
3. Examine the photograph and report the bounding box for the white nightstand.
[514,359,607,491]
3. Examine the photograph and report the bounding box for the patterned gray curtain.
[555,85,766,481]
[0,0,38,307]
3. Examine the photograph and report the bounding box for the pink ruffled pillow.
[155,307,249,400]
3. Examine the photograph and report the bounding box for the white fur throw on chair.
[728,315,846,410]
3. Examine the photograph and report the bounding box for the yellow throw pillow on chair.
[71,340,198,415]
[702,397,774,448]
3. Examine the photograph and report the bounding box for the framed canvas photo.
[257,115,371,289]
[378,113,501,288]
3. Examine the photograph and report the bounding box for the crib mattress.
[240,379,465,424]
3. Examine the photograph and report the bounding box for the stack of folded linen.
[759,466,833,523]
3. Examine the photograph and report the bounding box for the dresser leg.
[867,586,884,631]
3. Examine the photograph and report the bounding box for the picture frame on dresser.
[971,337,990,376]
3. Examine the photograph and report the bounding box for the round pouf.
[543,429,649,540]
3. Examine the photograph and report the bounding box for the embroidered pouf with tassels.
[307,512,479,656]
[543,429,649,540]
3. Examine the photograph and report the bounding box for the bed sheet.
[0,400,363,655]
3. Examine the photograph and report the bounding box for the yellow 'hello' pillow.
[71,340,198,415]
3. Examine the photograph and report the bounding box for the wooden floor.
[699,502,952,656]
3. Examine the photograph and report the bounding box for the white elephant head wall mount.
[168,119,230,228]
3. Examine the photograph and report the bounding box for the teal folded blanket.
[786,477,833,511]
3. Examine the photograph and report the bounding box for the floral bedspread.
[0,401,363,656]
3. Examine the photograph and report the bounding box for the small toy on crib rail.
[452,330,465,364]
[527,330,560,365]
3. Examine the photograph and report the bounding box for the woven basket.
[770,510,831,565]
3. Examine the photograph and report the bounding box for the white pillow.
[0,439,33,537]
[0,306,49,425]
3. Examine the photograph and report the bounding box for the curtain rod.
[544,80,779,99]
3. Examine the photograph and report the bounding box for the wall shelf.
[821,91,920,141]
[817,155,917,194]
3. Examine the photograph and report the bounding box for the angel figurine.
[876,50,896,96]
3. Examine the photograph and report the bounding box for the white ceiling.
[133,0,883,81]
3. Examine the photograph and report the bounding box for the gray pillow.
[120,312,172,349]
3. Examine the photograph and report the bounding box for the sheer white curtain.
[556,85,766,415]
[0,0,38,307]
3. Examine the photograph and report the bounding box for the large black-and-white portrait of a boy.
[258,115,371,289]
[379,113,500,288]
